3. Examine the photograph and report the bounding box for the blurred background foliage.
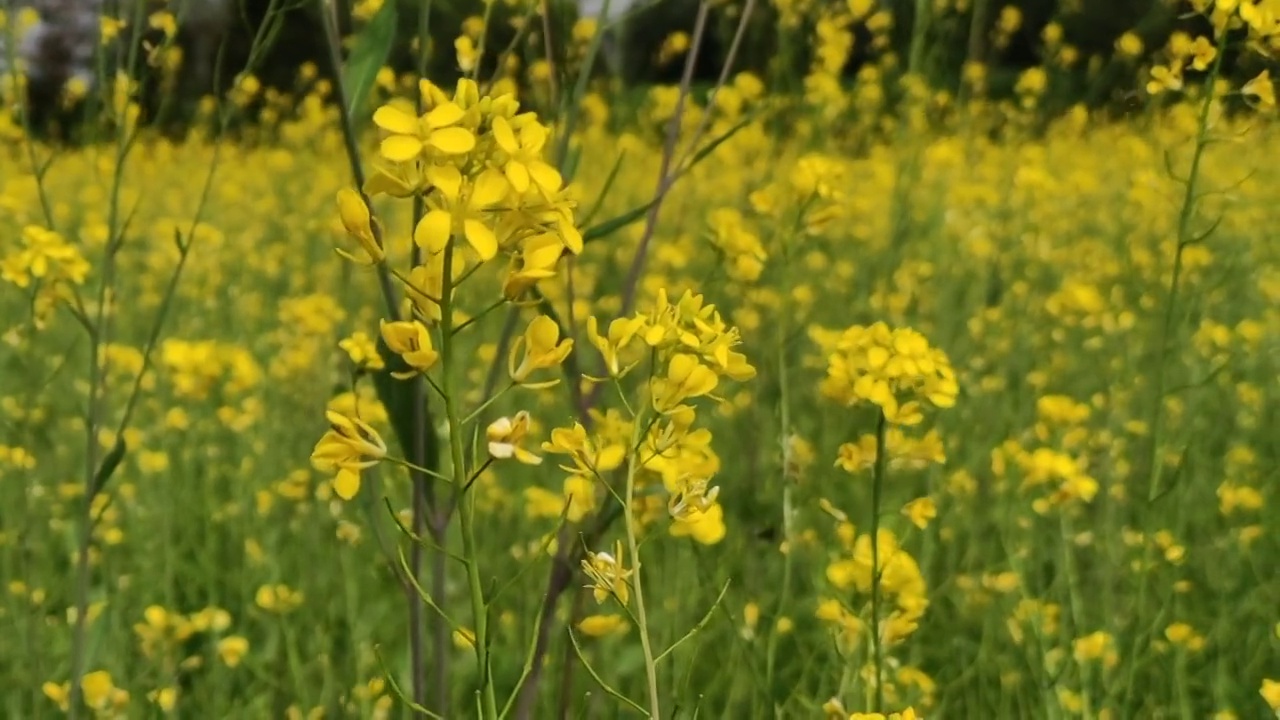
[199,0,1218,94]
[12,0,1270,131]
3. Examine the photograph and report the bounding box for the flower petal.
[372,105,419,134]
[333,467,361,500]
[504,162,530,195]
[427,164,463,201]
[428,127,476,155]
[381,135,424,162]
[427,101,468,127]
[463,219,498,261]
[471,169,510,207]
[491,116,519,153]
[528,162,563,195]
[424,102,465,128]
[414,210,453,254]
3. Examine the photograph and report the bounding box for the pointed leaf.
[342,0,399,125]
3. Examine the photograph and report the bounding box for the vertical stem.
[1122,36,1224,712]
[961,0,992,104]
[439,241,499,720]
[623,415,662,720]
[965,0,992,68]
[1059,514,1093,717]
[869,410,888,712]
[410,1,440,712]
[908,0,932,78]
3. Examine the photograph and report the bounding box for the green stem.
[440,240,500,720]
[908,0,932,79]
[869,410,888,712]
[1122,35,1225,713]
[1059,513,1093,717]
[623,413,663,719]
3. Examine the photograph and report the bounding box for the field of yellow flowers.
[2,2,1280,719]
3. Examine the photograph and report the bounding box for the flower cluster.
[349,78,581,269]
[0,225,91,329]
[820,322,958,425]
[824,526,930,649]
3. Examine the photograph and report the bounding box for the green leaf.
[579,111,762,247]
[342,0,398,125]
[90,437,127,498]
[580,199,656,247]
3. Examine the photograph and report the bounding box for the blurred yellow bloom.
[217,636,250,667]
[577,613,629,637]
[902,497,937,530]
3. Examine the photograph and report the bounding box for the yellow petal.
[523,233,564,269]
[333,468,361,500]
[372,105,419,134]
[414,211,453,254]
[381,135,424,162]
[492,115,519,153]
[427,164,463,201]
[503,162,530,194]
[463,219,498,261]
[526,315,560,353]
[425,102,465,128]
[471,169,510,207]
[428,127,476,155]
[528,162,562,195]
[561,222,583,255]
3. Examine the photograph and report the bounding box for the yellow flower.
[1115,32,1144,57]
[491,116,562,197]
[148,686,177,712]
[668,475,721,521]
[902,496,937,530]
[669,502,727,545]
[339,331,384,371]
[586,315,645,378]
[42,681,70,711]
[582,541,632,606]
[379,319,439,377]
[486,412,542,465]
[541,422,625,476]
[1189,35,1217,70]
[310,411,388,500]
[1261,678,1280,711]
[413,165,507,261]
[255,584,304,614]
[372,102,475,162]
[1243,70,1275,110]
[1147,64,1184,95]
[502,232,565,299]
[80,670,117,710]
[651,353,719,413]
[577,613,629,637]
[217,636,250,667]
[508,314,573,386]
[1072,630,1117,666]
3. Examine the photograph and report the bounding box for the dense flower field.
[2,1,1279,719]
